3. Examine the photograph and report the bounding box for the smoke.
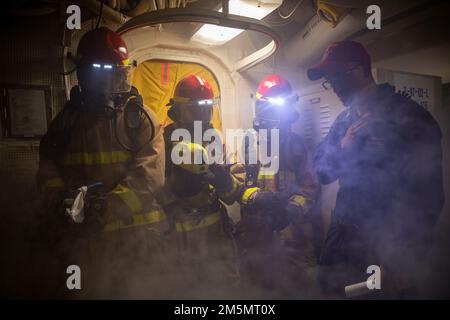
[312,85,448,298]
[23,217,328,300]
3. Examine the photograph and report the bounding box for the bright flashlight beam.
[268,97,285,106]
[198,99,213,105]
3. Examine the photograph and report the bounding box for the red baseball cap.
[307,40,371,81]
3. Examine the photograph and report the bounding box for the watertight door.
[132,60,222,130]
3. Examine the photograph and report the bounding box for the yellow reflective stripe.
[112,184,143,214]
[241,187,260,205]
[63,151,131,166]
[42,177,65,191]
[258,171,276,180]
[257,170,296,181]
[175,211,221,232]
[103,210,166,232]
[289,195,306,207]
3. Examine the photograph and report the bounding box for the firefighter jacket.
[221,131,320,248]
[159,123,239,296]
[37,86,167,232]
[36,86,171,298]
[213,130,320,298]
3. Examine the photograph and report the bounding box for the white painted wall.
[373,42,450,84]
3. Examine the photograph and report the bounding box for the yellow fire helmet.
[173,142,209,175]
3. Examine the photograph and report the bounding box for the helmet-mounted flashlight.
[258,94,298,106]
[268,97,285,106]
[166,97,218,107]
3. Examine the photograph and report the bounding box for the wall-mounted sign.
[373,68,442,112]
[1,84,52,139]
[393,72,435,110]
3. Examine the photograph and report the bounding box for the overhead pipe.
[127,0,156,16]
[7,2,57,16]
[78,0,131,24]
[157,0,166,9]
[222,0,229,16]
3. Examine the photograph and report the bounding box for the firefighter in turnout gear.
[36,27,172,298]
[219,74,320,298]
[161,75,240,298]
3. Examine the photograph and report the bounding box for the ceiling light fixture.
[191,0,282,45]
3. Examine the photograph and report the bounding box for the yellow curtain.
[131,60,222,130]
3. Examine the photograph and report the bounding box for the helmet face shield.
[167,97,219,124]
[110,64,132,94]
[256,93,298,107]
[254,74,299,130]
[168,74,218,125]
[254,94,299,129]
[178,103,213,123]
[79,63,132,95]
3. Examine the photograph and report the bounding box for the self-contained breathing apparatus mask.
[66,81,154,154]
[166,97,220,126]
[253,94,299,131]
[112,88,155,153]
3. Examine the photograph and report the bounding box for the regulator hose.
[112,93,155,153]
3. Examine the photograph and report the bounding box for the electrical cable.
[265,1,305,27]
[278,0,304,19]
[265,18,294,26]
[62,66,77,76]
[95,0,105,29]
